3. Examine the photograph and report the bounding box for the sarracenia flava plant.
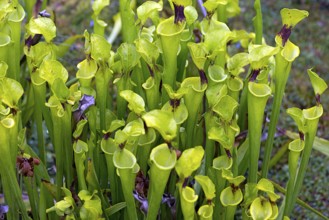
[0,0,327,219]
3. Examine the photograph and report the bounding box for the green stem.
[0,125,29,219]
[119,0,137,43]
[62,106,74,186]
[143,67,161,110]
[157,17,185,91]
[95,66,112,131]
[73,143,88,191]
[86,160,110,220]
[107,13,122,44]
[50,112,64,200]
[22,82,34,124]
[131,65,146,101]
[1,177,16,220]
[105,153,121,204]
[0,167,30,220]
[253,0,263,44]
[24,177,39,220]
[101,138,123,206]
[237,68,252,130]
[99,154,109,189]
[179,184,198,220]
[213,169,226,219]
[39,183,47,220]
[232,146,238,176]
[227,77,243,102]
[24,0,36,20]
[118,168,138,220]
[116,75,130,119]
[182,78,207,149]
[95,67,112,187]
[185,103,202,148]
[0,33,11,71]
[177,30,191,82]
[33,83,46,163]
[238,138,249,176]
[262,54,292,178]
[9,113,21,165]
[247,82,271,183]
[285,117,320,216]
[283,139,304,217]
[137,144,151,175]
[41,0,48,10]
[8,4,25,81]
[225,205,237,220]
[205,112,215,175]
[217,4,227,23]
[146,144,176,220]
[93,19,106,36]
[268,141,289,169]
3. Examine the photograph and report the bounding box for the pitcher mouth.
[248,82,271,98]
[0,33,10,47]
[113,148,137,169]
[303,105,323,120]
[157,17,185,37]
[150,144,176,170]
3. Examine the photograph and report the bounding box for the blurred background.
[48,0,329,218]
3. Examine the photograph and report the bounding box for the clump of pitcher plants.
[0,0,327,219]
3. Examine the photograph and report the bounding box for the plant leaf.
[105,202,127,216]
[113,148,137,169]
[117,43,140,73]
[51,78,70,101]
[120,90,145,115]
[250,197,272,220]
[0,61,8,78]
[137,1,162,25]
[280,8,309,27]
[39,60,68,85]
[281,40,300,62]
[175,146,204,179]
[142,110,177,141]
[248,44,279,70]
[197,204,213,220]
[195,175,216,200]
[188,42,208,70]
[90,33,112,61]
[0,78,24,108]
[212,95,239,121]
[26,17,56,42]
[220,187,243,206]
[184,6,198,25]
[135,38,159,65]
[92,0,110,16]
[227,52,249,76]
[307,69,328,96]
[213,155,232,171]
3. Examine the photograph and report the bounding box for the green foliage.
[0,1,327,220]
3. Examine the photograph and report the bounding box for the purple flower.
[73,94,95,122]
[39,10,51,18]
[0,205,9,219]
[133,190,148,215]
[162,193,176,217]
